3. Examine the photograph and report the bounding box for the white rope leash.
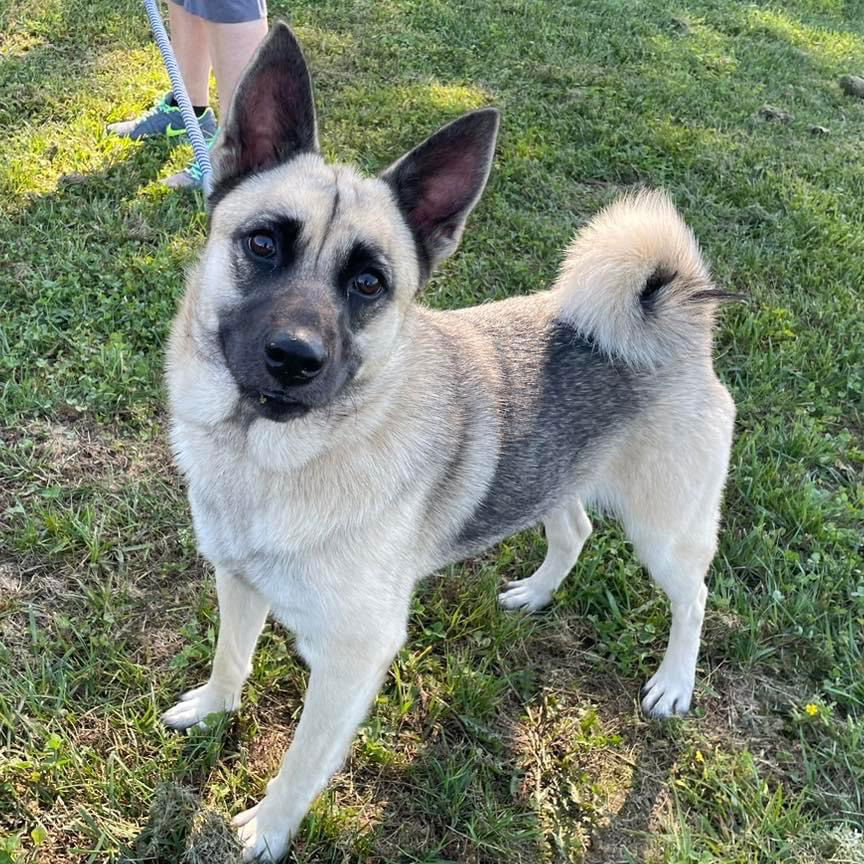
[143,0,214,197]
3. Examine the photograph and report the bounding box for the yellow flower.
[805,703,819,716]
[694,750,704,763]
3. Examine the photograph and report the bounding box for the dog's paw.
[640,665,694,717]
[498,578,553,612]
[161,682,241,730]
[233,799,292,863]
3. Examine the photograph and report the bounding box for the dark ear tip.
[270,19,294,37]
[266,19,303,52]
[469,106,500,122]
[463,107,501,138]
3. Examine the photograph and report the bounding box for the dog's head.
[172,23,499,428]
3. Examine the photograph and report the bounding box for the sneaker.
[107,92,217,141]
[161,134,218,190]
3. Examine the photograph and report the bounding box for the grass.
[1,0,863,861]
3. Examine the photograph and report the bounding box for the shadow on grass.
[0,0,151,131]
[122,611,681,863]
[497,623,683,864]
[586,731,679,863]
[122,782,242,864]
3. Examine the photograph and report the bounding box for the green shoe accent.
[166,106,216,139]
[161,132,219,191]
[107,94,217,141]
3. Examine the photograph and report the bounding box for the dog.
[162,22,735,862]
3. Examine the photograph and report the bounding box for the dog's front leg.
[162,567,269,729]
[233,615,406,863]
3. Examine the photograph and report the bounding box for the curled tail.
[555,189,733,368]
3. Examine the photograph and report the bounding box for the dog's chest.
[176,431,335,573]
[173,420,425,621]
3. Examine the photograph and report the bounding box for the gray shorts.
[169,0,266,24]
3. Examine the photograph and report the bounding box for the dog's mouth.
[242,388,311,422]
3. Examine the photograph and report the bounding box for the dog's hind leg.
[613,389,733,717]
[162,567,269,729]
[631,529,714,717]
[499,499,592,612]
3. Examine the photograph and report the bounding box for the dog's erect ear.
[211,22,318,194]
[381,108,500,275]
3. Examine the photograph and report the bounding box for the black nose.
[264,331,327,385]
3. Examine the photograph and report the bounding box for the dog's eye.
[351,272,384,298]
[247,231,277,260]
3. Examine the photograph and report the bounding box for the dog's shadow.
[122,781,243,864]
[120,606,680,864]
[495,629,682,864]
[584,727,680,863]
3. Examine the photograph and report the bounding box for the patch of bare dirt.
[0,561,28,662]
[16,418,174,490]
[245,725,295,778]
[0,558,79,666]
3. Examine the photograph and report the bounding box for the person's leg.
[162,2,267,188]
[207,17,269,115]
[167,1,213,107]
[107,1,215,138]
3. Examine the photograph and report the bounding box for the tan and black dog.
[163,23,735,861]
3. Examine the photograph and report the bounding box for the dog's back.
[416,190,734,565]
[419,299,639,560]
